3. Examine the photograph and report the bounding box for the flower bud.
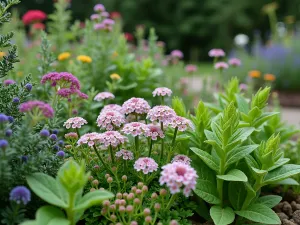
[136,189,142,195]
[99,187,105,191]
[107,177,113,183]
[133,198,140,205]
[90,188,96,192]
[130,221,138,225]
[110,214,117,222]
[116,193,122,199]
[131,186,137,192]
[142,185,148,193]
[105,174,110,179]
[123,193,128,199]
[127,193,134,200]
[170,220,179,225]
[137,182,144,188]
[101,208,107,215]
[112,166,117,172]
[145,216,152,223]
[157,223,163,225]
[65,132,78,139]
[126,205,134,214]
[110,204,116,212]
[160,189,167,196]
[103,200,110,207]
[120,199,126,206]
[93,165,100,170]
[65,145,72,149]
[154,203,161,212]
[143,208,151,216]
[122,175,127,182]
[5,129,12,137]
[119,205,125,213]
[92,179,99,186]
[151,193,158,199]
[88,176,94,181]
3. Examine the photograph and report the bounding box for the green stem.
[161,96,165,105]
[217,158,226,207]
[109,145,115,164]
[171,127,178,148]
[93,145,112,174]
[135,136,139,158]
[66,193,75,225]
[160,122,164,163]
[75,128,81,138]
[166,194,178,210]
[148,139,153,157]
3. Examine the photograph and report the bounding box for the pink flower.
[41,72,80,90]
[77,132,102,147]
[116,149,134,160]
[22,10,47,25]
[146,106,176,126]
[152,87,172,97]
[185,64,197,73]
[122,98,151,115]
[170,116,194,131]
[208,49,225,57]
[64,117,87,129]
[170,50,183,59]
[102,19,115,26]
[101,104,124,114]
[76,90,88,99]
[134,157,158,174]
[90,14,100,21]
[239,83,248,91]
[98,131,128,148]
[228,58,241,67]
[94,4,105,12]
[96,110,125,131]
[171,155,192,165]
[122,122,149,137]
[214,62,229,70]
[19,101,54,118]
[3,80,16,86]
[94,92,115,101]
[159,162,198,197]
[94,23,105,31]
[101,12,109,18]
[144,124,165,140]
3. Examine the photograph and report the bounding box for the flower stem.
[109,145,115,164]
[217,157,226,207]
[75,128,81,138]
[171,127,178,148]
[93,145,112,174]
[166,194,178,210]
[135,136,139,158]
[148,139,153,157]
[66,193,75,225]
[161,96,165,105]
[160,122,164,163]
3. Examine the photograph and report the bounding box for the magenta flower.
[171,154,192,165]
[122,122,149,137]
[146,105,176,126]
[152,87,172,97]
[101,104,124,114]
[57,88,88,100]
[144,124,165,140]
[122,97,151,115]
[159,162,198,197]
[90,14,100,21]
[76,90,88,99]
[94,23,105,31]
[116,149,134,160]
[239,83,248,91]
[185,64,197,73]
[96,110,125,131]
[98,131,128,148]
[94,4,105,12]
[208,49,225,58]
[19,101,54,118]
[3,79,16,86]
[170,50,183,59]
[101,12,109,18]
[228,58,241,67]
[214,62,229,70]
[64,117,87,129]
[134,157,158,174]
[170,116,194,131]
[77,132,102,147]
[94,92,115,101]
[41,72,80,90]
[102,18,115,26]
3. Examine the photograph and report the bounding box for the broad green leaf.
[36,206,66,225]
[205,102,222,114]
[27,173,68,208]
[253,112,279,128]
[194,197,211,220]
[235,94,249,114]
[229,127,255,144]
[251,167,268,176]
[74,190,114,211]
[245,155,259,169]
[210,206,235,225]
[20,221,36,225]
[218,169,248,182]
[268,158,290,171]
[190,147,219,172]
[118,82,138,90]
[226,145,258,167]
[264,164,300,184]
[48,218,70,225]
[256,195,282,208]
[274,178,299,186]
[235,203,281,224]
[228,182,247,210]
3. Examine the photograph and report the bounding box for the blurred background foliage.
[14,0,300,61]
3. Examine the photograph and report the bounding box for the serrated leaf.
[217,169,248,182]
[190,147,219,172]
[256,195,282,208]
[235,203,281,224]
[210,206,235,225]
[226,145,258,167]
[264,164,300,184]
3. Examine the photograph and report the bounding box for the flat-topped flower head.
[144,124,165,140]
[122,122,149,137]
[3,79,16,86]
[41,72,80,90]
[94,92,115,101]
[208,49,225,57]
[97,110,125,131]
[101,12,109,18]
[214,62,229,70]
[77,132,102,147]
[58,52,71,61]
[77,55,92,63]
[9,186,31,205]
[264,73,276,82]
[171,155,192,165]
[122,97,151,115]
[134,157,158,174]
[57,88,88,100]
[102,18,115,26]
[101,104,124,114]
[152,87,172,97]
[248,70,261,78]
[64,117,87,129]
[170,50,183,59]
[22,10,47,25]
[99,131,128,148]
[90,14,100,21]
[116,149,134,160]
[170,116,194,131]
[185,64,197,73]
[228,58,241,67]
[94,4,105,12]
[159,162,198,197]
[147,105,176,126]
[19,101,54,118]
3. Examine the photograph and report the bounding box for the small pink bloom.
[122,122,149,137]
[101,104,124,114]
[94,92,115,101]
[214,62,229,70]
[152,87,172,97]
[41,72,80,90]
[134,157,158,174]
[122,98,151,115]
[64,117,87,129]
[77,132,102,147]
[208,49,225,57]
[3,80,16,86]
[97,110,125,131]
[116,149,134,160]
[94,4,105,12]
[170,116,194,131]
[19,101,54,118]
[185,64,197,73]
[90,14,100,21]
[228,58,241,67]
[170,50,183,59]
[239,83,248,91]
[101,12,109,18]
[144,124,165,140]
[146,106,176,126]
[98,131,128,148]
[171,154,192,165]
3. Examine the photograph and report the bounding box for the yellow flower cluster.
[77,55,92,63]
[58,52,71,61]
[0,52,6,58]
[110,73,121,80]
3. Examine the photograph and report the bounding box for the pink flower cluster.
[185,64,197,73]
[19,101,54,118]
[63,117,88,129]
[3,80,16,86]
[57,88,88,100]
[170,50,183,59]
[22,10,47,25]
[171,155,192,165]
[122,98,151,115]
[208,49,225,58]
[98,131,128,148]
[77,132,102,147]
[97,110,125,131]
[170,116,194,131]
[94,92,115,101]
[134,157,158,174]
[116,149,134,160]
[159,162,198,197]
[239,83,248,91]
[147,105,176,126]
[144,124,165,140]
[94,19,115,32]
[228,58,241,67]
[152,87,172,97]
[101,104,124,114]
[94,4,105,12]
[214,62,229,70]
[41,72,80,90]
[122,122,148,137]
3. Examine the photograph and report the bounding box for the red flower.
[22,10,47,25]
[124,32,134,42]
[32,23,45,30]
[110,11,121,19]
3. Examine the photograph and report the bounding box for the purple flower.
[19,101,54,118]
[228,58,241,67]
[171,154,192,165]
[170,50,183,59]
[52,129,59,134]
[214,62,229,70]
[116,149,134,160]
[0,139,8,149]
[169,116,194,131]
[25,83,32,91]
[7,116,14,123]
[122,122,149,137]
[5,129,12,137]
[13,97,20,103]
[94,4,105,12]
[9,186,31,205]
[21,155,28,163]
[134,157,158,174]
[122,97,151,115]
[98,131,128,148]
[58,140,64,146]
[56,150,65,158]
[50,134,57,141]
[144,124,165,140]
[208,49,225,57]
[0,114,8,123]
[185,64,197,73]
[3,79,16,86]
[40,129,50,137]
[41,72,80,90]
[90,14,100,21]
[77,132,102,147]
[94,92,115,101]
[53,145,59,151]
[101,104,124,114]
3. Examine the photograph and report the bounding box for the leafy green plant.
[21,160,114,225]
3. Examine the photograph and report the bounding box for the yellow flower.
[110,73,121,80]
[264,73,276,82]
[0,52,6,58]
[77,55,92,63]
[17,71,23,77]
[58,52,71,61]
[112,51,118,58]
[248,70,261,78]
